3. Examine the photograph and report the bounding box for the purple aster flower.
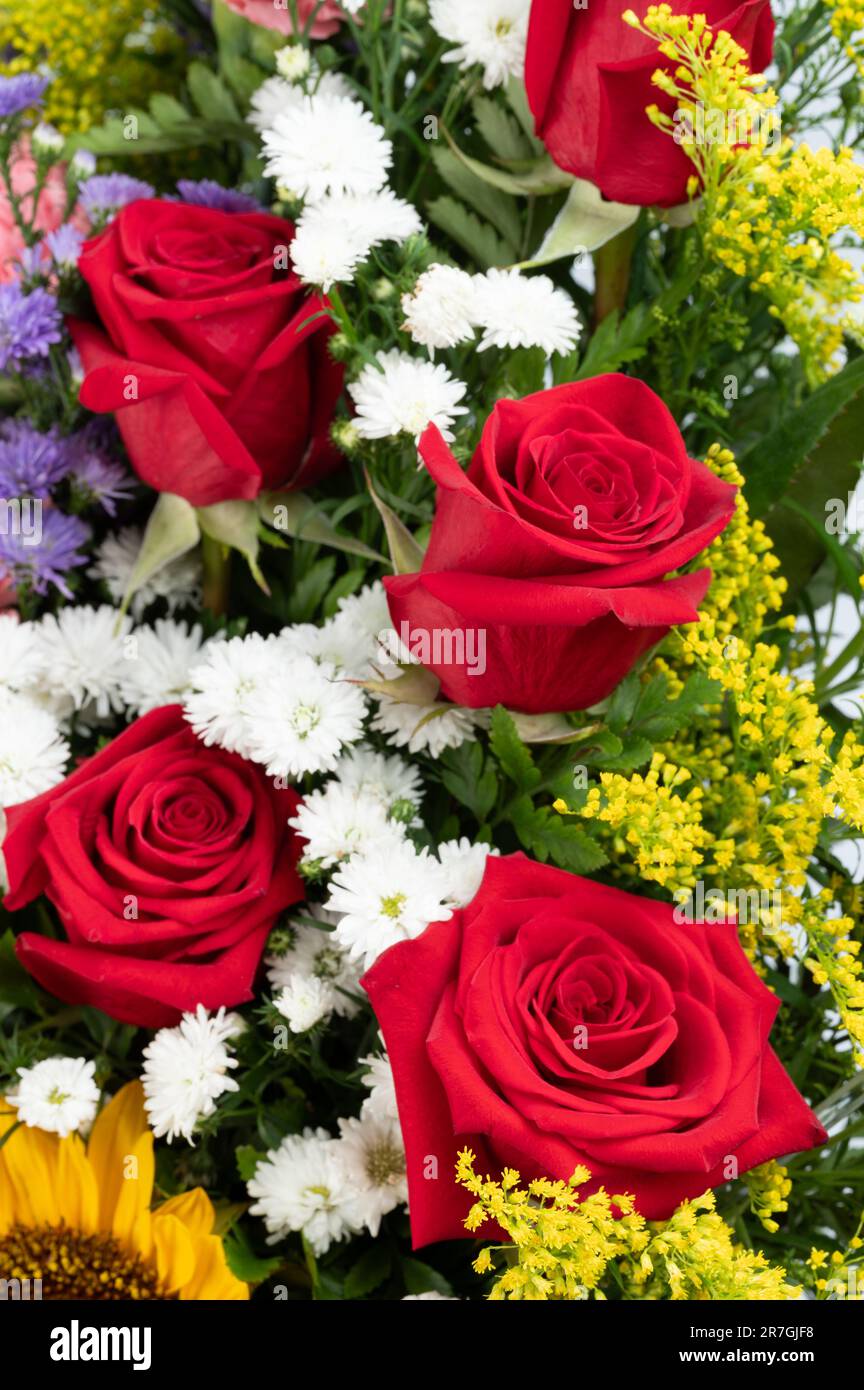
[0,421,72,497]
[77,174,155,220]
[0,508,90,598]
[67,440,136,516]
[176,179,261,213]
[0,283,62,372]
[0,74,49,120]
[44,223,85,269]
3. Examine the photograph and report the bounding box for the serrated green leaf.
[431,146,521,251]
[224,1227,282,1285]
[120,493,200,618]
[472,94,534,162]
[187,60,242,123]
[344,1246,392,1299]
[440,744,498,823]
[489,705,541,792]
[573,305,653,381]
[426,195,513,269]
[149,93,193,130]
[509,799,607,873]
[235,1144,264,1182]
[441,128,573,197]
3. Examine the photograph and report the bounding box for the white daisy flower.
[31,605,131,719]
[290,781,401,867]
[0,614,42,691]
[472,268,581,354]
[372,694,487,757]
[262,93,392,203]
[289,215,367,292]
[243,656,367,779]
[310,609,381,678]
[0,690,68,805]
[183,633,286,758]
[437,837,498,908]
[274,974,334,1034]
[360,1049,399,1124]
[337,1110,408,1237]
[268,907,363,1031]
[332,744,423,810]
[89,527,202,617]
[249,70,353,132]
[327,838,453,968]
[401,263,478,352]
[248,1127,357,1255]
[8,1056,99,1138]
[141,1005,242,1145]
[335,581,391,638]
[119,619,213,717]
[348,349,468,442]
[402,1292,460,1300]
[430,0,531,89]
[275,44,312,82]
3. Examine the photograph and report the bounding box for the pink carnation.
[0,141,88,283]
[222,0,348,39]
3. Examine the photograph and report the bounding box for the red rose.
[384,374,736,713]
[222,0,347,38]
[69,199,343,506]
[1,705,303,1028]
[525,0,775,206]
[362,855,826,1247]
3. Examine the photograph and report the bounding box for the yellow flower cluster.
[618,1191,800,1300]
[0,0,183,133]
[801,892,864,1066]
[456,1152,797,1301]
[823,0,864,78]
[807,1213,864,1298]
[744,1160,792,1234]
[570,752,709,893]
[625,6,864,380]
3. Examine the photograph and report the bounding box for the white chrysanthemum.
[119,620,213,716]
[309,609,381,678]
[141,1005,241,1145]
[289,215,366,292]
[262,93,392,202]
[89,527,202,617]
[0,614,42,691]
[248,1127,356,1254]
[348,349,468,442]
[430,0,530,88]
[372,694,487,757]
[327,838,452,968]
[275,44,312,82]
[0,690,69,805]
[401,263,478,352]
[333,744,422,810]
[183,633,285,757]
[243,656,367,779]
[274,974,334,1033]
[268,907,363,1032]
[8,1056,99,1137]
[337,1111,407,1237]
[290,782,400,867]
[291,190,421,291]
[437,837,498,908]
[360,1049,399,1123]
[31,606,131,720]
[335,581,391,639]
[249,70,352,132]
[472,268,581,354]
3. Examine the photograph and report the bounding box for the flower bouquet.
[1,0,864,1312]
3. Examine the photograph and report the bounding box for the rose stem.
[201,533,232,618]
[592,222,639,327]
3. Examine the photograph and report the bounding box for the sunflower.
[0,1080,248,1300]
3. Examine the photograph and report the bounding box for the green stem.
[201,533,231,618]
[592,222,639,327]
